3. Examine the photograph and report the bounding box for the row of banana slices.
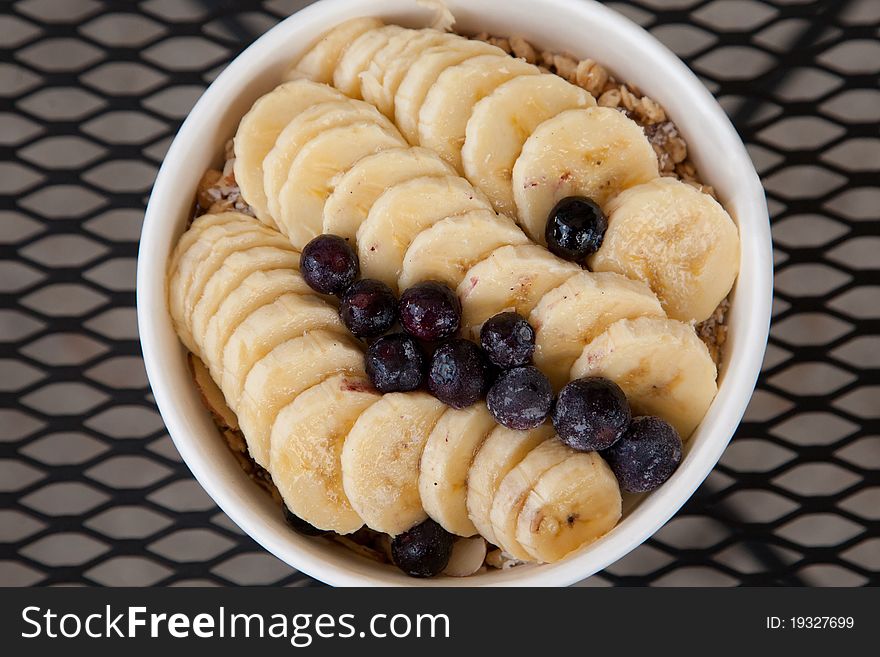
[167,19,738,563]
[234,17,739,323]
[168,211,622,563]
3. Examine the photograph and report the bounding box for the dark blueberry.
[428,338,487,409]
[338,278,397,338]
[552,377,631,451]
[390,518,453,578]
[365,333,424,393]
[545,196,608,262]
[602,416,682,493]
[283,506,330,536]
[399,281,461,341]
[480,311,536,368]
[301,234,359,295]
[486,366,553,430]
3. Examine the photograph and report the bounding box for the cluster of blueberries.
[283,197,682,575]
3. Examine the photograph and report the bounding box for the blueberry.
[390,518,453,578]
[487,366,553,430]
[602,416,682,493]
[283,506,330,536]
[399,281,461,341]
[552,377,631,451]
[339,278,397,338]
[428,338,487,409]
[365,333,424,393]
[480,311,536,368]
[301,234,359,295]
[545,196,607,262]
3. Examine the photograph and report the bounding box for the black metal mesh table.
[1,0,877,587]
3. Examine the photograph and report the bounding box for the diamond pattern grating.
[0,0,877,587]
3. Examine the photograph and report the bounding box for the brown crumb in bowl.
[696,299,730,366]
[194,139,256,219]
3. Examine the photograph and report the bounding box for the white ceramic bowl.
[137,0,772,586]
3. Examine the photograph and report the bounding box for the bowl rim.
[137,0,773,587]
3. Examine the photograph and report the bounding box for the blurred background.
[0,0,877,586]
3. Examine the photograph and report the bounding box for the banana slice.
[516,452,621,563]
[456,244,580,340]
[189,354,238,431]
[570,316,717,439]
[233,80,344,225]
[277,122,406,249]
[237,329,364,468]
[399,209,529,290]
[333,25,409,98]
[168,213,258,354]
[201,269,313,382]
[361,29,459,118]
[220,292,342,410]
[489,438,573,560]
[341,392,446,535]
[530,271,665,390]
[292,17,385,84]
[269,373,379,534]
[263,99,398,221]
[356,175,492,290]
[419,404,497,537]
[395,40,503,144]
[512,107,659,243]
[418,55,540,171]
[183,228,291,341]
[462,74,595,217]
[323,146,454,243]
[167,212,245,287]
[589,177,740,322]
[466,423,555,546]
[190,245,300,358]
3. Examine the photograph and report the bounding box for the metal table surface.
[0,0,877,587]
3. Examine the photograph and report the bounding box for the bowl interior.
[137,0,772,586]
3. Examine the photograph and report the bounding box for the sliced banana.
[237,329,364,468]
[323,146,454,243]
[201,269,313,383]
[333,25,408,98]
[443,537,487,577]
[466,423,555,546]
[418,55,540,171]
[220,292,342,410]
[361,29,459,118]
[530,271,665,390]
[263,99,397,221]
[462,74,595,217]
[512,107,659,243]
[395,40,503,144]
[399,209,529,290]
[571,316,717,439]
[456,244,580,340]
[516,451,621,563]
[277,121,406,250]
[269,373,379,534]
[189,353,238,431]
[292,17,385,84]
[356,174,492,290]
[183,228,291,340]
[419,404,497,537]
[489,438,573,560]
[168,213,258,354]
[590,177,740,322]
[341,392,446,536]
[233,80,344,225]
[190,245,300,358]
